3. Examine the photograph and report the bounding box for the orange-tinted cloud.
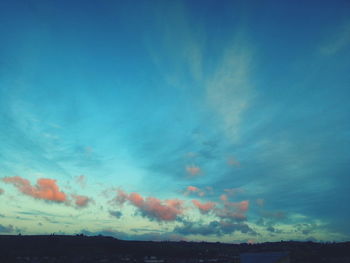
[185,165,201,176]
[2,176,66,202]
[187,186,199,192]
[115,189,128,205]
[216,200,249,221]
[192,200,216,214]
[224,200,249,212]
[72,195,91,208]
[115,190,184,221]
[219,189,243,202]
[184,186,205,197]
[215,208,247,221]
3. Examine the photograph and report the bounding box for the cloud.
[174,220,256,236]
[206,41,254,142]
[186,185,200,193]
[227,200,249,212]
[186,165,201,176]
[183,185,210,197]
[109,210,122,219]
[219,221,256,235]
[75,175,86,188]
[0,224,14,233]
[215,209,247,222]
[1,176,92,208]
[266,226,283,234]
[260,210,286,220]
[256,198,265,207]
[0,188,4,195]
[215,200,249,222]
[320,20,350,55]
[81,228,185,241]
[72,194,92,208]
[192,200,216,214]
[43,216,60,224]
[115,189,184,221]
[266,226,275,232]
[2,176,66,202]
[174,221,221,236]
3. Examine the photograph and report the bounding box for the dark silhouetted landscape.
[0,235,349,262]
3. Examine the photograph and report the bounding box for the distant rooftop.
[240,251,289,263]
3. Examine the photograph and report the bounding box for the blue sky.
[0,0,350,243]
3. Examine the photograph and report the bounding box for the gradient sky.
[1,0,350,243]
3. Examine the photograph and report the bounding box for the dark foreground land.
[0,235,349,263]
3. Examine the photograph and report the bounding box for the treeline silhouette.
[0,234,349,262]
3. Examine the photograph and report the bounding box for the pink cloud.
[72,195,91,208]
[115,189,128,205]
[219,189,243,202]
[185,165,201,176]
[184,186,206,197]
[215,209,247,221]
[215,200,250,221]
[0,188,4,195]
[187,186,199,192]
[192,200,216,214]
[237,200,249,212]
[2,176,66,202]
[115,190,184,221]
[224,200,249,212]
[129,192,144,207]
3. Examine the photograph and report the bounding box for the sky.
[0,0,350,243]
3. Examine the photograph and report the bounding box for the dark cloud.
[130,228,166,233]
[174,220,257,236]
[302,229,312,235]
[214,199,249,222]
[109,210,122,219]
[0,224,20,233]
[81,229,185,241]
[266,226,283,233]
[294,223,317,236]
[43,216,60,224]
[260,210,286,220]
[174,221,221,236]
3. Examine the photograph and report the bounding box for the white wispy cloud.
[206,41,254,142]
[320,20,350,56]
